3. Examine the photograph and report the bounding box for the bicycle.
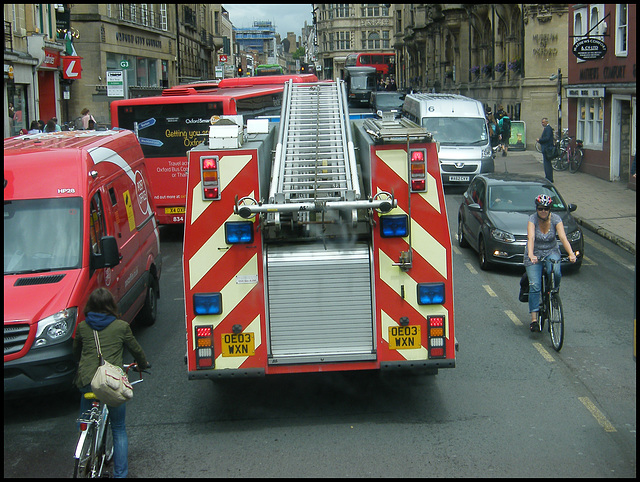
[531,253,577,351]
[73,363,148,478]
[550,132,570,172]
[568,138,584,173]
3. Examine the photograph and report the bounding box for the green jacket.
[73,317,148,389]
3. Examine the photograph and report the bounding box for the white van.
[402,93,494,186]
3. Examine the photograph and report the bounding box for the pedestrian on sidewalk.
[537,117,555,183]
[497,106,511,156]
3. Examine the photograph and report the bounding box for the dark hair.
[84,287,119,317]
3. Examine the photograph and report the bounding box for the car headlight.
[490,228,516,243]
[34,307,77,348]
[482,145,492,158]
[566,229,582,242]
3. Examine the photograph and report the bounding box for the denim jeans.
[79,385,128,478]
[525,253,561,314]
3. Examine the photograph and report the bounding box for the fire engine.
[183,80,456,379]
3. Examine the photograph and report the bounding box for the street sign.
[219,54,228,63]
[62,56,82,79]
[120,60,130,69]
[106,70,125,97]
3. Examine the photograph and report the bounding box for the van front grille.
[4,323,31,356]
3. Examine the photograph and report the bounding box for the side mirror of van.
[91,236,121,270]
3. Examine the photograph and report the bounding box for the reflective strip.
[378,250,449,338]
[192,254,258,330]
[191,155,252,223]
[381,310,428,360]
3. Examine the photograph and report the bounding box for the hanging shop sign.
[572,38,607,61]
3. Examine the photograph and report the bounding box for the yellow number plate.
[164,207,185,214]
[388,325,421,349]
[221,332,255,357]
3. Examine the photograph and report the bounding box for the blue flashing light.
[225,221,254,244]
[417,283,445,305]
[380,215,409,238]
[193,293,222,315]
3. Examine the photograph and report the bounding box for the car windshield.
[4,197,83,274]
[487,184,566,212]
[421,117,489,146]
[375,94,404,110]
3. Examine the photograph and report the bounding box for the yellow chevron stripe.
[188,192,255,289]
[378,250,449,338]
[375,149,440,212]
[214,315,262,370]
[381,310,428,360]
[192,253,259,332]
[377,203,448,279]
[191,154,253,223]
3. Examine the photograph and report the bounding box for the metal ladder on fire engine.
[270,80,359,205]
[234,80,396,220]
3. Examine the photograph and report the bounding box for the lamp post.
[549,68,562,138]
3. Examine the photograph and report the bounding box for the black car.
[457,173,584,270]
[370,91,405,115]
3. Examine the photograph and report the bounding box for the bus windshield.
[4,198,83,274]
[421,117,489,146]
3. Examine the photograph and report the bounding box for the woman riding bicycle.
[525,194,577,332]
[73,288,150,478]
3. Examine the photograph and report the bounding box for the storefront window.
[106,53,160,88]
[577,97,603,148]
[7,82,28,136]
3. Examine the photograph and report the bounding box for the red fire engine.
[183,80,456,379]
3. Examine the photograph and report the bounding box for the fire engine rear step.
[234,80,395,220]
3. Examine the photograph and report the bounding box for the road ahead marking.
[532,342,555,362]
[579,396,617,432]
[505,310,523,326]
[483,284,497,297]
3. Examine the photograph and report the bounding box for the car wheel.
[478,237,492,270]
[457,216,469,248]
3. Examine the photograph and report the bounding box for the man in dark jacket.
[537,117,555,182]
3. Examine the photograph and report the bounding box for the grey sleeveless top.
[523,212,562,267]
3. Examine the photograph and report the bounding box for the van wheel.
[137,275,158,326]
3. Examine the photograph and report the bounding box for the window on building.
[615,4,628,56]
[577,97,604,149]
[337,31,350,50]
[141,4,148,26]
[382,30,390,49]
[335,4,350,18]
[367,32,380,49]
[361,5,389,17]
[160,4,168,31]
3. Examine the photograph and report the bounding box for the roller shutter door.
[266,242,375,363]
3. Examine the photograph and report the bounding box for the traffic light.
[300,64,306,73]
[237,66,243,77]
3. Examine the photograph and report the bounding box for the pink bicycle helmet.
[535,194,553,207]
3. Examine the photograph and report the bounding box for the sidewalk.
[495,150,636,255]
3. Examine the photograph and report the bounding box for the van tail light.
[200,156,220,200]
[195,325,214,369]
[427,315,446,358]
[409,149,427,192]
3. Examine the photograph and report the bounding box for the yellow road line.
[532,342,555,362]
[579,397,617,432]
[483,284,497,297]
[505,309,523,326]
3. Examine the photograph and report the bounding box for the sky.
[222,4,314,40]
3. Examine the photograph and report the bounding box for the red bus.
[345,52,395,77]
[110,74,318,224]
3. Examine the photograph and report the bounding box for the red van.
[4,130,162,398]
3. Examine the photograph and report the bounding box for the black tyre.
[535,141,542,153]
[103,416,114,463]
[569,149,584,173]
[457,217,469,248]
[137,274,158,326]
[549,293,564,351]
[478,237,491,270]
[551,151,568,171]
[73,426,94,478]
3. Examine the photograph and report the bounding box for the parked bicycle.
[73,363,148,478]
[551,129,584,173]
[531,253,577,351]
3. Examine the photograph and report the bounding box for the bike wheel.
[549,293,564,351]
[103,415,114,463]
[73,426,94,478]
[569,149,584,173]
[535,141,542,153]
[551,151,568,171]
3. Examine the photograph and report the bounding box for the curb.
[574,216,636,256]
